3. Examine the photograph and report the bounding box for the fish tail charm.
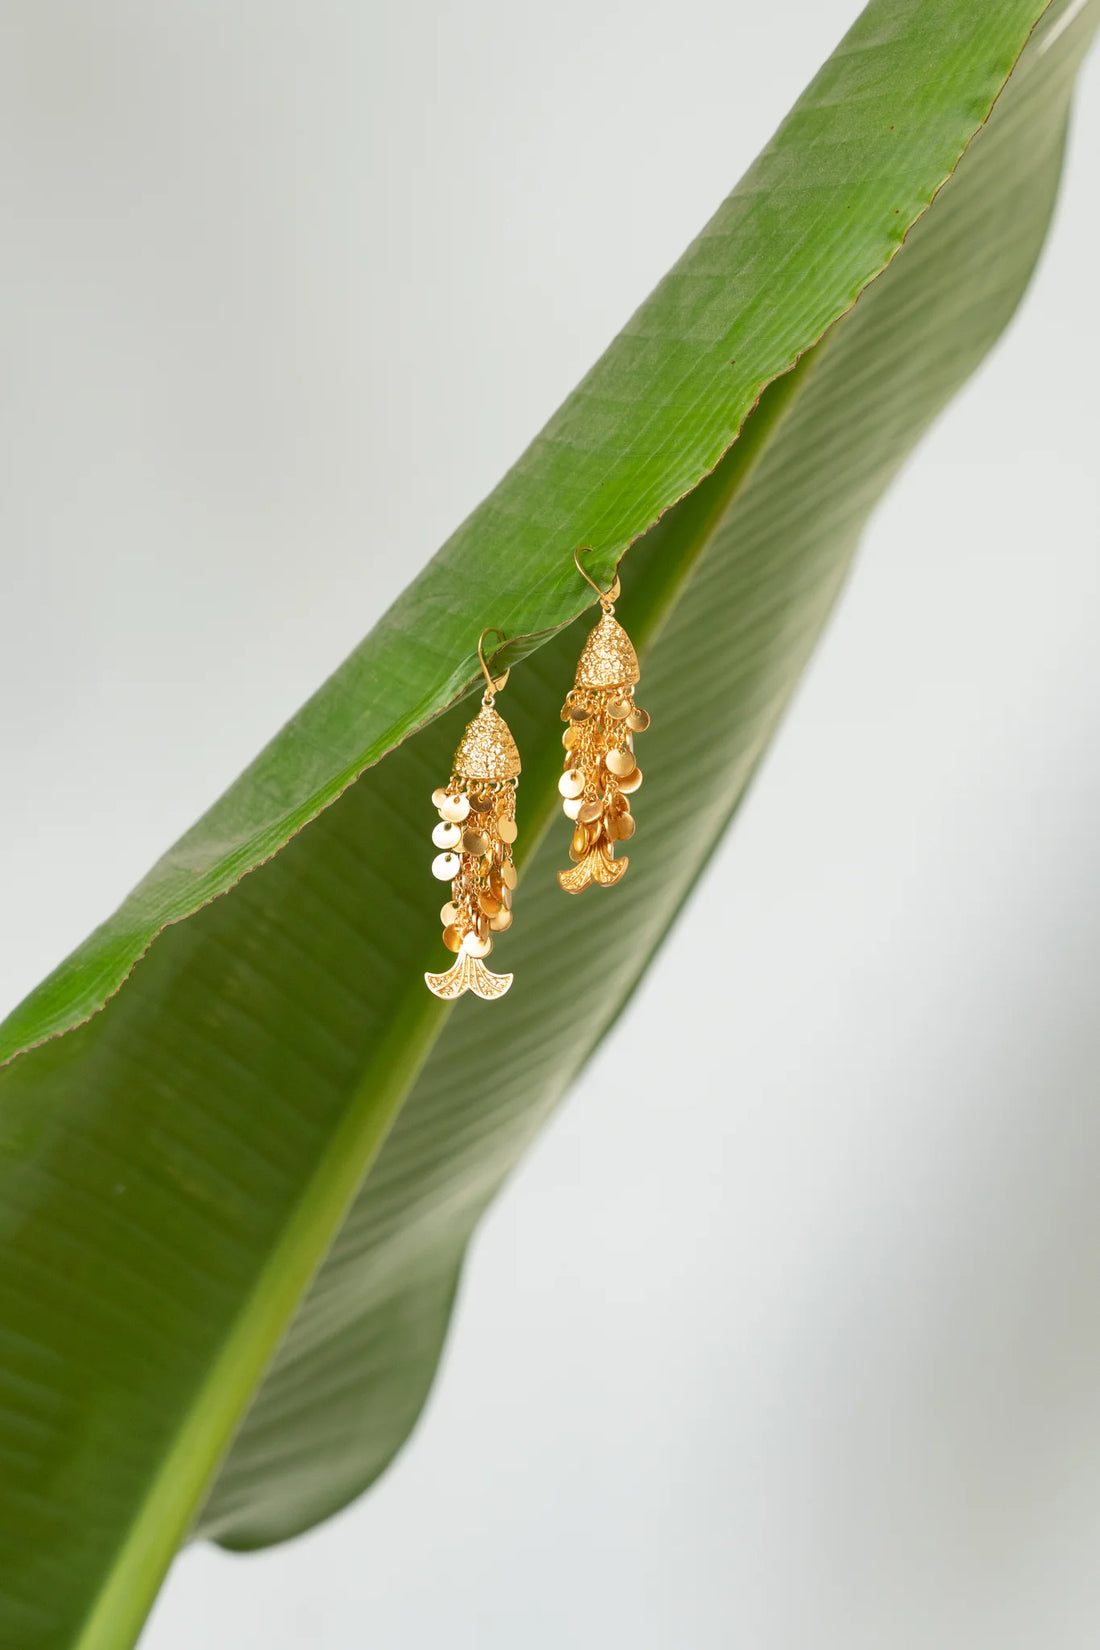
[426,695,521,1001]
[557,606,649,894]
[424,950,514,1001]
[558,838,628,894]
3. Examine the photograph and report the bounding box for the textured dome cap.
[452,704,521,780]
[574,613,640,689]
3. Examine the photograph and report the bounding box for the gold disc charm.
[604,747,636,778]
[439,793,471,823]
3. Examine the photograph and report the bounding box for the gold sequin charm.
[425,630,521,1000]
[556,550,650,894]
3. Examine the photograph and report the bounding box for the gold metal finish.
[558,839,628,893]
[555,552,650,893]
[604,747,636,778]
[477,626,510,696]
[607,811,636,842]
[425,950,512,1001]
[573,545,621,607]
[425,629,520,1001]
[452,706,521,780]
[573,614,640,689]
[439,793,471,823]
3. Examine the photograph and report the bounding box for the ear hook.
[477,626,510,700]
[573,545,621,611]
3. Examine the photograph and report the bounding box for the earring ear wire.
[573,545,621,609]
[477,626,510,698]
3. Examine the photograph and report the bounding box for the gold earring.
[425,628,521,1001]
[557,548,650,893]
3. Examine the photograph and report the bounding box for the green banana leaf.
[1,1,1096,1645]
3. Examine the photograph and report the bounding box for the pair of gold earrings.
[425,548,650,1002]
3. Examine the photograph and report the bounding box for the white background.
[1,2,1098,1646]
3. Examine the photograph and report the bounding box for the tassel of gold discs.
[557,604,649,893]
[425,697,521,1001]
